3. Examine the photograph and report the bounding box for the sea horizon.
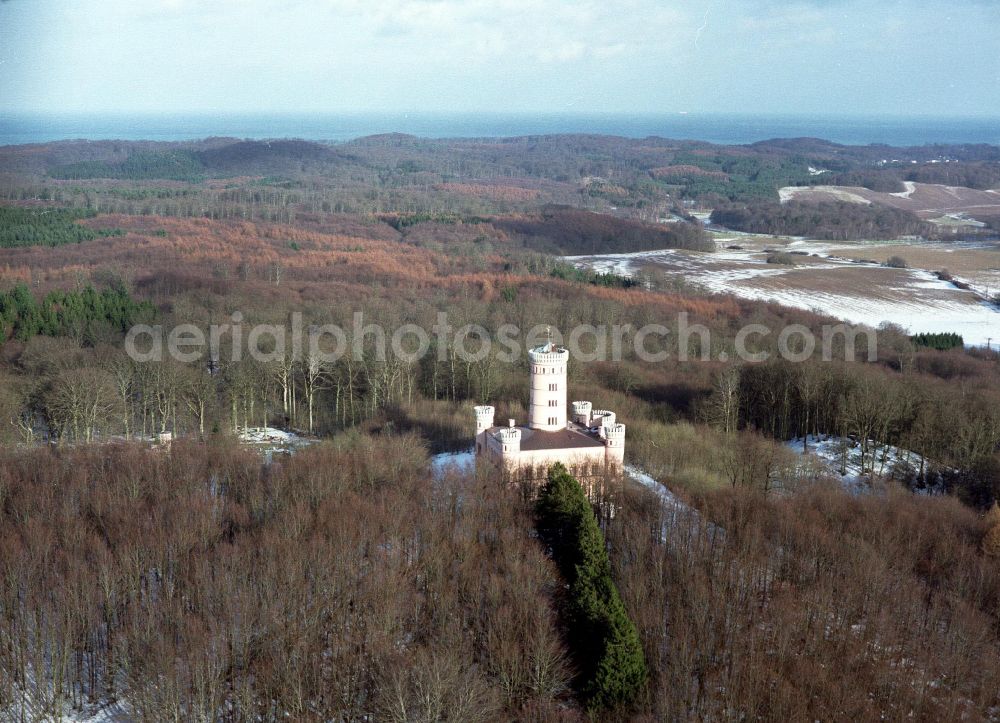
[2,111,999,148]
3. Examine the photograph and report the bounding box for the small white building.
[474,340,625,482]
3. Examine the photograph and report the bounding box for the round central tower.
[528,342,569,431]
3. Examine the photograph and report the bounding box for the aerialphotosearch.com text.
[125,311,879,366]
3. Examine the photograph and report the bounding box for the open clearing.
[568,235,1000,346]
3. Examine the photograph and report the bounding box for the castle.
[474,338,625,481]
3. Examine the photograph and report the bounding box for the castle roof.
[488,422,604,451]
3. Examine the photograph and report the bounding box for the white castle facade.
[474,340,625,481]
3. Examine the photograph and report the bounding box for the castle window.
[548,399,557,407]
[548,416,557,425]
[549,383,557,391]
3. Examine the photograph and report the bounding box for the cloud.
[535,41,586,63]
[326,0,686,63]
[1,0,997,114]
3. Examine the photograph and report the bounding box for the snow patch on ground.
[3,667,132,722]
[624,464,725,543]
[239,426,299,444]
[787,435,925,494]
[238,426,314,460]
[625,464,686,512]
[891,181,917,199]
[430,449,476,477]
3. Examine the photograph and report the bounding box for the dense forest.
[0,134,999,719]
[0,282,153,343]
[535,464,647,710]
[49,150,207,182]
[820,161,1000,194]
[0,439,574,720]
[496,205,713,254]
[904,161,1000,189]
[710,200,932,240]
[819,169,908,193]
[2,412,998,719]
[0,207,123,248]
[912,332,965,351]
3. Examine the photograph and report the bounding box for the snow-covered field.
[567,238,1000,347]
[779,185,872,204]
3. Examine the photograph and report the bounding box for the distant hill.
[497,205,713,255]
[196,139,352,174]
[751,137,1000,164]
[0,135,996,229]
[41,139,352,180]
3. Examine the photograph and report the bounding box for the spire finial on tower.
[545,325,552,351]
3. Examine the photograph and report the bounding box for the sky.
[0,0,998,116]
